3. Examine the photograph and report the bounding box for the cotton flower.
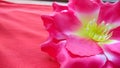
[41,0,120,68]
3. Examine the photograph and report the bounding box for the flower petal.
[104,41,120,56]
[68,0,99,13]
[98,1,120,24]
[94,0,103,4]
[104,42,120,67]
[53,10,80,33]
[41,10,80,35]
[102,61,118,68]
[53,2,68,12]
[41,15,67,40]
[68,0,100,25]
[59,54,106,68]
[66,36,103,57]
[41,38,66,58]
[110,26,120,40]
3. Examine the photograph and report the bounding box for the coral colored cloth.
[0,1,59,68]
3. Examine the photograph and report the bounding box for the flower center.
[75,19,113,42]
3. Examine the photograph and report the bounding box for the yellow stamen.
[75,18,114,42]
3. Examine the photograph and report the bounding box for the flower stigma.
[75,19,114,43]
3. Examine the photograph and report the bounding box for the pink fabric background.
[0,1,59,68]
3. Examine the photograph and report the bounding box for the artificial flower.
[41,0,120,68]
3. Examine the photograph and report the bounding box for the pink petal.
[110,26,120,40]
[41,10,80,35]
[104,42,120,56]
[53,10,81,32]
[41,15,67,40]
[104,42,120,67]
[53,40,106,68]
[98,1,120,24]
[94,0,103,4]
[63,55,106,68]
[102,61,118,68]
[53,2,68,12]
[66,36,103,57]
[41,38,66,58]
[68,0,100,25]
[68,0,99,13]
[58,51,106,68]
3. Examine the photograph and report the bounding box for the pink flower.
[41,0,120,68]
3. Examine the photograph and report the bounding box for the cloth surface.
[0,1,59,68]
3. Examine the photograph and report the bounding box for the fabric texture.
[0,1,59,68]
